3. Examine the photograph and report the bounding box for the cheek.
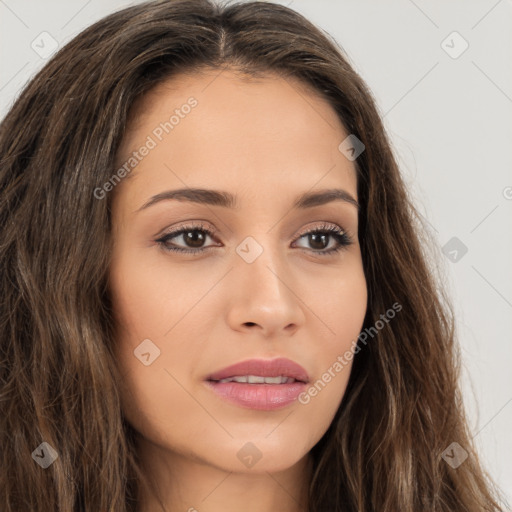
[108,250,219,435]
[108,246,210,342]
[299,261,367,407]
[313,257,368,347]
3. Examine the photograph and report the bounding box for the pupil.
[310,233,327,250]
[186,231,205,248]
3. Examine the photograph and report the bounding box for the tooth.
[247,375,265,383]
[263,376,282,384]
[215,375,298,384]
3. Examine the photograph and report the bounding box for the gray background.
[1,0,511,506]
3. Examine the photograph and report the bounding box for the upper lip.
[206,357,310,383]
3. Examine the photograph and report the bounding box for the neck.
[136,435,313,512]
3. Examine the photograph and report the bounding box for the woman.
[0,0,506,510]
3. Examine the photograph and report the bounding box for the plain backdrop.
[1,0,511,507]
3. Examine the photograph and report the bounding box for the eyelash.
[155,221,353,257]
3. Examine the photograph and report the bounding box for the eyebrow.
[136,187,359,212]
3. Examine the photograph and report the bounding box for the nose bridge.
[235,233,287,297]
[228,231,304,333]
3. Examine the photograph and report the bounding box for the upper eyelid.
[159,220,347,236]
[157,222,215,240]
[296,222,346,236]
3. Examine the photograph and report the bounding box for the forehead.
[113,68,357,207]
[127,67,342,130]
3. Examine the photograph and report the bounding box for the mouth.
[208,375,305,384]
[205,357,310,383]
[204,357,309,410]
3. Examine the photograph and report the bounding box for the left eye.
[156,227,219,254]
[155,222,353,256]
[293,228,349,253]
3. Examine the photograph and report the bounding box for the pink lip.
[205,357,310,383]
[204,358,309,411]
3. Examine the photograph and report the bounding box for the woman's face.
[109,69,367,475]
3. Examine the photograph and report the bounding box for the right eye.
[155,223,220,254]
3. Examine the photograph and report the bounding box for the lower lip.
[204,380,308,410]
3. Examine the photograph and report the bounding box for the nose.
[225,241,305,338]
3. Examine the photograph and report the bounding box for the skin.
[109,68,368,512]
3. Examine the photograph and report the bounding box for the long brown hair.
[0,0,506,510]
